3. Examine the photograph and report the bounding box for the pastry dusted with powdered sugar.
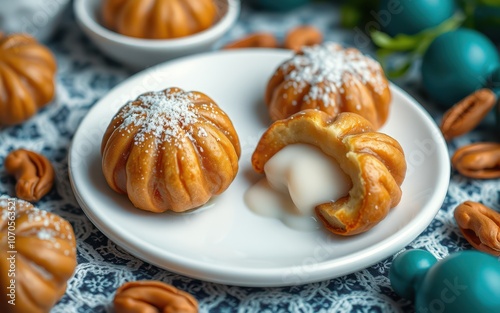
[265,42,391,129]
[101,87,241,213]
[0,196,77,313]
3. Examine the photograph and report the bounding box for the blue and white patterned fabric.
[0,2,498,312]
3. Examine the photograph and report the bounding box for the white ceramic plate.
[69,50,450,287]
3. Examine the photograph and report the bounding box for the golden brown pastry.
[265,42,391,129]
[102,0,218,39]
[0,196,77,313]
[114,281,198,313]
[101,87,241,213]
[252,111,406,236]
[0,33,57,127]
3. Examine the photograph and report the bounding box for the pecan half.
[114,281,198,313]
[283,25,323,51]
[451,142,500,179]
[454,201,500,256]
[440,89,496,141]
[223,33,279,49]
[4,149,55,202]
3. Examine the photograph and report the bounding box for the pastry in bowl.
[0,196,77,313]
[0,33,57,127]
[101,0,218,39]
[101,87,241,213]
[265,42,391,129]
[251,111,406,235]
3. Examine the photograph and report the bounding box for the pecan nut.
[451,142,500,179]
[223,33,279,49]
[454,201,500,256]
[283,25,323,51]
[4,149,55,202]
[440,89,496,141]
[114,281,198,313]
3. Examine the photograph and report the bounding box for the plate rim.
[68,49,450,287]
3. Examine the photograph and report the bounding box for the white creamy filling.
[246,143,352,231]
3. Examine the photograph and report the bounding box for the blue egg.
[379,0,456,36]
[246,0,310,12]
[421,28,500,107]
[391,250,500,313]
[416,251,500,313]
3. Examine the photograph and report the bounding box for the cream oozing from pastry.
[245,144,351,231]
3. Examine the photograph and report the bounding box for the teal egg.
[389,250,437,299]
[416,251,500,313]
[246,0,310,11]
[421,28,500,107]
[379,0,456,36]
[390,250,500,313]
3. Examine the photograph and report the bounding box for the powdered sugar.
[115,89,212,150]
[37,228,55,240]
[280,42,386,107]
[0,196,75,252]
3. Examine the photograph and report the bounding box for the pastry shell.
[265,43,391,129]
[252,111,406,235]
[101,87,241,213]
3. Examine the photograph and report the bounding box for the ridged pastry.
[101,87,241,213]
[0,196,77,313]
[0,33,57,126]
[265,42,391,129]
[102,0,218,39]
[252,111,406,235]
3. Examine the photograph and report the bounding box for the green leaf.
[478,0,500,7]
[371,31,420,51]
[371,13,465,53]
[418,12,465,40]
[371,13,465,78]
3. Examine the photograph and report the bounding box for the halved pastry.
[101,87,241,213]
[251,110,406,235]
[265,42,391,129]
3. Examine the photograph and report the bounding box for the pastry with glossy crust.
[265,42,391,129]
[0,196,77,313]
[0,33,57,126]
[101,87,241,213]
[252,111,406,236]
[102,0,218,39]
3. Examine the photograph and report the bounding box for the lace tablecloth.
[1,3,498,312]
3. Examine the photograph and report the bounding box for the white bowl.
[74,0,240,69]
[0,0,70,42]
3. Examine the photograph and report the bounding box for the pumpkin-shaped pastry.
[101,87,241,213]
[265,42,391,129]
[0,196,77,313]
[252,111,406,235]
[0,33,57,127]
[101,0,218,39]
